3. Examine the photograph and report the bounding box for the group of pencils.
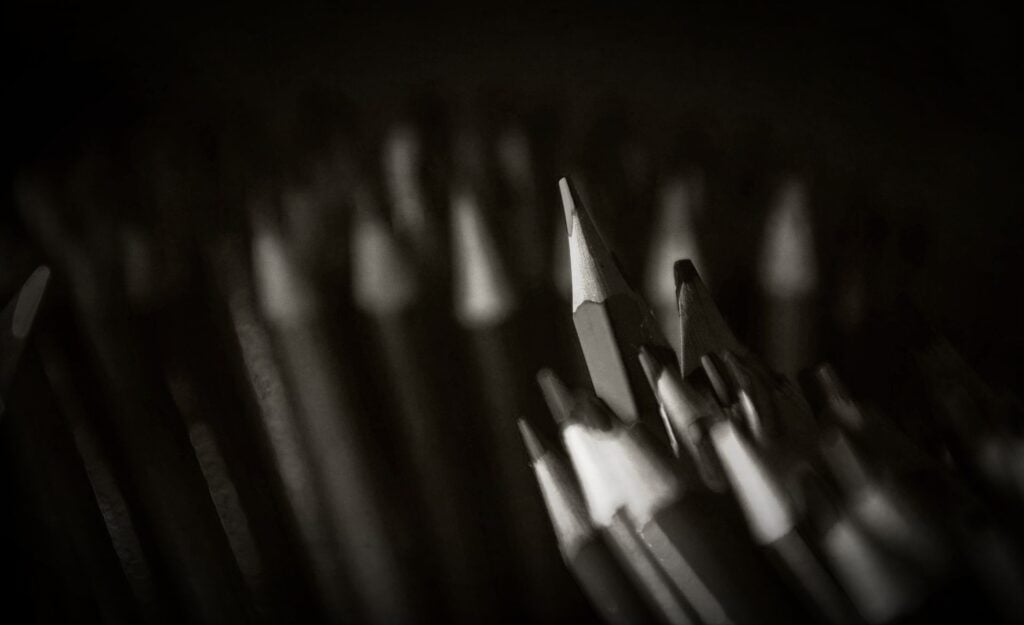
[1,88,1022,625]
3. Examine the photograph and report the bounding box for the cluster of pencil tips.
[522,179,1024,625]
[1,95,1023,625]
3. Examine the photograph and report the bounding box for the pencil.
[758,177,819,378]
[560,176,677,448]
[709,417,862,625]
[645,171,706,351]
[674,259,745,376]
[209,238,340,623]
[451,174,585,623]
[0,266,51,416]
[638,345,729,492]
[519,418,661,625]
[570,386,809,625]
[538,369,696,625]
[18,159,254,625]
[254,214,413,625]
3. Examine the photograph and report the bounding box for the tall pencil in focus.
[452,178,586,623]
[560,176,677,447]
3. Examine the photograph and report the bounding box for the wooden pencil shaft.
[371,310,496,624]
[604,513,696,625]
[639,495,809,625]
[467,325,570,584]
[571,535,666,625]
[216,256,347,621]
[769,529,863,625]
[5,348,131,624]
[574,294,676,446]
[273,320,414,625]
[36,322,174,623]
[78,313,253,625]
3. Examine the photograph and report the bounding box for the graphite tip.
[637,346,665,391]
[537,368,575,426]
[451,187,517,326]
[559,177,631,309]
[517,418,546,463]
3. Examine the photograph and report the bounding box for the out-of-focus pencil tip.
[537,368,574,426]
[637,346,663,390]
[351,194,418,314]
[12,266,51,338]
[517,418,546,462]
[451,189,517,326]
[760,179,818,298]
[701,353,732,405]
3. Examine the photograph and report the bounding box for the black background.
[4,2,1023,388]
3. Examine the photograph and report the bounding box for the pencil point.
[709,419,793,544]
[672,258,699,290]
[537,368,575,426]
[451,187,517,326]
[560,177,631,309]
[558,177,576,237]
[637,346,664,391]
[760,178,817,298]
[12,266,51,338]
[517,418,546,462]
[701,353,733,405]
[252,217,315,322]
[351,191,419,314]
[675,260,742,375]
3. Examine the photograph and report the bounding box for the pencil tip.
[252,219,315,322]
[351,193,418,313]
[673,259,698,290]
[12,266,51,338]
[760,178,818,298]
[517,418,546,462]
[560,177,631,308]
[675,259,742,375]
[709,419,794,543]
[637,346,663,390]
[452,187,517,326]
[558,177,576,237]
[537,368,575,426]
[701,353,732,405]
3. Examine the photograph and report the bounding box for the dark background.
[4,2,1023,388]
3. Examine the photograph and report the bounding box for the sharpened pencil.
[519,418,661,625]
[538,369,697,625]
[710,418,862,625]
[569,386,809,625]
[560,176,678,448]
